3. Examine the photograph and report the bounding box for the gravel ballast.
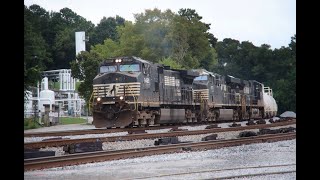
[26,124,296,157]
[24,139,296,180]
[24,119,289,143]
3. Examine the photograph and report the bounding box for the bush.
[24,118,40,130]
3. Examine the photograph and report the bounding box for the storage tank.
[39,77,55,113]
[263,92,278,117]
[24,90,33,117]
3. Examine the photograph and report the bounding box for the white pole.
[62,71,65,90]
[79,99,81,118]
[64,70,67,90]
[67,72,70,90]
[87,103,88,124]
[37,81,40,120]
[74,78,76,91]
[59,72,62,91]
[70,76,74,90]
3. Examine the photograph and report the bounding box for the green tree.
[24,13,51,101]
[91,16,125,45]
[214,35,296,114]
[172,8,217,69]
[214,38,241,75]
[47,7,94,69]
[132,8,175,61]
[27,4,51,40]
[52,28,75,69]
[159,57,184,69]
[90,39,121,58]
[271,35,296,113]
[70,51,103,102]
[116,21,145,58]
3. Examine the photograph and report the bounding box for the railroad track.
[124,163,296,180]
[24,119,291,137]
[24,132,296,171]
[24,119,295,149]
[214,170,296,180]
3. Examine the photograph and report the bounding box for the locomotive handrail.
[125,85,138,111]
[88,90,94,113]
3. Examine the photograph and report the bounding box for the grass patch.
[24,118,41,130]
[59,117,86,125]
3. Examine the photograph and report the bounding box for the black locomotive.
[91,56,276,128]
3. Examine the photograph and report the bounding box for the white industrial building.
[24,31,88,122]
[23,73,86,120]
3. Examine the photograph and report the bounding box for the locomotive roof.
[249,80,263,85]
[132,56,152,64]
[102,56,153,65]
[192,69,216,77]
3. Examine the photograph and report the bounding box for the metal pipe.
[67,73,70,90]
[59,72,62,91]
[39,98,53,112]
[37,81,40,118]
[55,99,82,116]
[73,78,76,91]
[43,69,69,73]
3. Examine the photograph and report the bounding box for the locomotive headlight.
[97,97,101,102]
[119,96,124,100]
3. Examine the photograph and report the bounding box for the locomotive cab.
[92,56,157,128]
[192,69,215,104]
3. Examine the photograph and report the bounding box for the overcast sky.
[24,0,296,49]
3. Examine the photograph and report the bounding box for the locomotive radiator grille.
[93,82,141,98]
[193,89,209,100]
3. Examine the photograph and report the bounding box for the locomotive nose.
[93,72,139,84]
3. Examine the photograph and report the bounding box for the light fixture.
[119,96,124,100]
[97,97,101,101]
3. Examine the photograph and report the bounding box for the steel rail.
[24,120,295,149]
[24,132,296,171]
[125,163,296,180]
[24,119,294,137]
[214,170,296,180]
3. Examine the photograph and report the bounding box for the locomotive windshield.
[120,64,140,72]
[100,65,117,73]
[194,75,208,81]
